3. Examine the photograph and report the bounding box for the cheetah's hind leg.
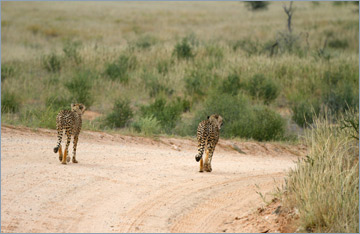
[199,158,204,172]
[58,145,63,162]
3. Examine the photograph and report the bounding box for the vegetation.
[1,2,358,141]
[64,70,94,108]
[244,1,270,11]
[284,110,359,233]
[1,3,358,231]
[2,91,20,113]
[104,99,133,128]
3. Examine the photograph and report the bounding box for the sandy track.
[1,125,303,233]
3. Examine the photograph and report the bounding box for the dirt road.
[1,125,303,233]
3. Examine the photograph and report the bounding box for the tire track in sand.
[118,173,284,233]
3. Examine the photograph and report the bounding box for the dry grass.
[284,111,359,232]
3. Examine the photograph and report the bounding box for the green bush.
[244,1,270,11]
[251,106,286,141]
[104,54,137,83]
[133,116,161,136]
[173,38,195,60]
[247,74,279,104]
[104,99,133,128]
[63,40,82,64]
[1,91,20,113]
[192,93,286,141]
[43,52,61,72]
[184,67,216,98]
[140,97,186,133]
[64,70,94,107]
[1,64,15,82]
[135,35,157,49]
[291,99,321,128]
[142,72,174,97]
[321,70,359,113]
[328,38,349,49]
[220,73,243,95]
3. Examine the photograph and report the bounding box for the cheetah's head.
[208,114,223,130]
[71,103,86,115]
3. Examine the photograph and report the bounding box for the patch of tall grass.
[284,110,359,232]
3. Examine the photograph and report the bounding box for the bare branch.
[283,1,294,33]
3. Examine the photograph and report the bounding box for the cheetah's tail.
[195,154,202,162]
[54,147,59,153]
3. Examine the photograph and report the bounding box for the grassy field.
[1,1,359,140]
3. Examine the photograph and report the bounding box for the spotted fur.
[53,103,86,164]
[195,114,223,172]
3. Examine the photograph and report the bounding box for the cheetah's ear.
[79,104,86,112]
[207,116,210,119]
[71,103,75,108]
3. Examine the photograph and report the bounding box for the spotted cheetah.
[53,103,86,164]
[195,114,223,172]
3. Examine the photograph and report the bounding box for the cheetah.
[195,114,223,172]
[53,103,86,164]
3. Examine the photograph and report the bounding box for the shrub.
[244,1,270,11]
[192,93,286,141]
[104,54,137,83]
[64,70,94,107]
[134,116,161,136]
[220,73,243,95]
[1,91,20,113]
[321,70,359,114]
[192,93,250,138]
[291,99,320,128]
[184,68,215,98]
[340,109,359,140]
[251,106,286,141]
[247,74,279,104]
[322,83,358,114]
[1,64,15,82]
[135,35,157,49]
[63,40,82,64]
[140,97,185,133]
[104,99,133,128]
[142,72,174,97]
[232,39,261,56]
[43,52,61,72]
[328,38,349,49]
[173,37,194,60]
